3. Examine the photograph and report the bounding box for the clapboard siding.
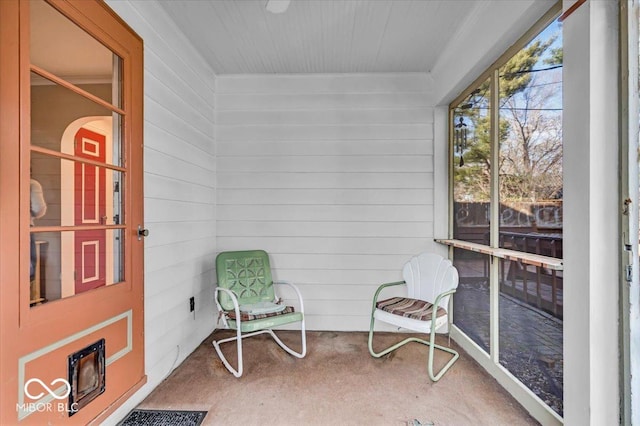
[145,48,214,113]
[144,253,213,296]
[218,139,433,156]
[218,236,432,257]
[217,155,431,173]
[217,205,433,222]
[294,284,394,300]
[215,73,431,93]
[145,73,213,133]
[303,315,374,331]
[145,99,213,153]
[217,123,432,141]
[267,253,417,271]
[270,270,405,287]
[217,189,432,205]
[216,73,438,331]
[145,123,214,169]
[145,222,215,255]
[217,221,432,238]
[145,174,214,204]
[104,0,216,420]
[217,108,433,125]
[217,172,433,189]
[144,149,213,185]
[216,93,432,110]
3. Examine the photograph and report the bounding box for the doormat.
[118,409,207,426]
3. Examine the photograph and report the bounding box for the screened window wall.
[447,6,563,418]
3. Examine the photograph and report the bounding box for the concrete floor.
[134,330,539,425]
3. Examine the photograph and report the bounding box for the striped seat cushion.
[376,297,446,321]
[227,305,295,321]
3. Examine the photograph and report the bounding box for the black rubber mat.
[118,409,207,426]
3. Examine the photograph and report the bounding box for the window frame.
[439,1,563,272]
[439,2,565,424]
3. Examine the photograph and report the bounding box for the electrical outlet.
[189,296,195,312]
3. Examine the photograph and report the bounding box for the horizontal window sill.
[435,238,564,271]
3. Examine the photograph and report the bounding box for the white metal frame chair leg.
[368,282,459,382]
[213,285,306,378]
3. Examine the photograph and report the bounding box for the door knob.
[137,225,149,240]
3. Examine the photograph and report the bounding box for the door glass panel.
[30,230,125,305]
[30,154,124,228]
[30,0,122,107]
[30,72,124,168]
[29,0,126,307]
[497,21,563,416]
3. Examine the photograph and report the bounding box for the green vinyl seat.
[213,250,306,377]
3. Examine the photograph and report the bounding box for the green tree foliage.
[453,35,562,204]
[500,38,555,100]
[544,47,563,66]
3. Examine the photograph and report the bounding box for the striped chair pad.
[376,297,446,321]
[227,305,295,321]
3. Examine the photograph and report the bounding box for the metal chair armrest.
[431,288,457,323]
[273,280,305,313]
[215,287,242,326]
[371,280,406,312]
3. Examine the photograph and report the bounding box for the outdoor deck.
[453,255,563,416]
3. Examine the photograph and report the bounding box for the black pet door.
[67,339,105,416]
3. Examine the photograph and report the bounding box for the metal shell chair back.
[403,253,458,311]
[216,251,275,310]
[213,250,306,377]
[368,252,459,382]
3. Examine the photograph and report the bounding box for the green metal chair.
[213,250,306,377]
[368,252,459,382]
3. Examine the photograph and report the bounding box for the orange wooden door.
[74,127,106,293]
[0,1,146,424]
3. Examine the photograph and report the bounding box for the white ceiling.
[158,0,491,75]
[28,0,555,94]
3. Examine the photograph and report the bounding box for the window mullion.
[489,69,500,364]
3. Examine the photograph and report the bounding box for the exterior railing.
[451,200,563,319]
[498,231,563,318]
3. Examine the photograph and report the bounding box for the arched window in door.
[58,116,122,299]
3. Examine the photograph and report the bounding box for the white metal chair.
[213,250,306,377]
[368,252,459,381]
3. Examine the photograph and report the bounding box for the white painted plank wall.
[103,1,216,422]
[216,73,442,331]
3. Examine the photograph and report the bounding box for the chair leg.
[213,324,307,377]
[212,326,245,378]
[267,320,307,359]
[427,328,459,382]
[369,317,459,381]
[368,323,422,358]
